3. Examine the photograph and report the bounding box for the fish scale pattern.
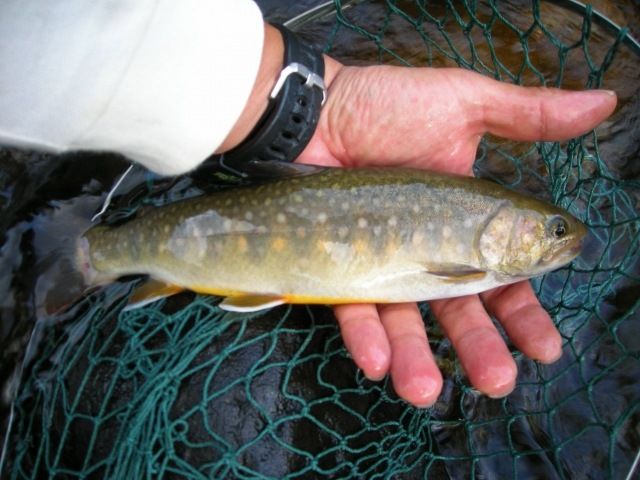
[2,0,639,478]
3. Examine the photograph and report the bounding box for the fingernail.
[404,376,441,408]
[360,345,389,381]
[586,89,616,97]
[530,330,563,364]
[481,363,517,398]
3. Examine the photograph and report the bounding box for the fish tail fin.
[35,240,88,315]
[32,203,108,316]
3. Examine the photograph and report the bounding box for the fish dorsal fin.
[125,279,186,311]
[424,263,488,283]
[219,294,285,312]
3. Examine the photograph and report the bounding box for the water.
[1,1,639,478]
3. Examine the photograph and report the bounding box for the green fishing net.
[1,0,639,478]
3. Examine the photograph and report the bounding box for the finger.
[333,303,391,380]
[465,72,617,141]
[430,295,517,398]
[378,303,442,407]
[481,281,562,363]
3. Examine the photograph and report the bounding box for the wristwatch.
[219,24,327,178]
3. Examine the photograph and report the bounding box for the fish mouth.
[540,235,584,268]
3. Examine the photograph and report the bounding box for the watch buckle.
[270,62,327,105]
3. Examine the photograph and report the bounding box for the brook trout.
[76,167,586,312]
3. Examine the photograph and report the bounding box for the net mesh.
[2,0,639,478]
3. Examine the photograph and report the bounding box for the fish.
[70,166,586,313]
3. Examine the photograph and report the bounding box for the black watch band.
[219,24,326,178]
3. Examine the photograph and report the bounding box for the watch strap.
[220,25,326,177]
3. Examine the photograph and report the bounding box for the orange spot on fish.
[354,239,368,253]
[385,240,399,256]
[272,237,287,252]
[237,236,248,253]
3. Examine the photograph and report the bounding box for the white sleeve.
[0,0,264,175]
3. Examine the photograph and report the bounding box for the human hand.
[296,61,617,406]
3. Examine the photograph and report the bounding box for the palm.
[296,64,616,406]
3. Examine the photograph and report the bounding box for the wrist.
[216,23,283,153]
[216,23,343,155]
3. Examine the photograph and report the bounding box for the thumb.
[469,74,617,141]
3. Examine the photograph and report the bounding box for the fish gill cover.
[0,0,639,478]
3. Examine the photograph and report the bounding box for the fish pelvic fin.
[219,295,286,312]
[124,280,186,311]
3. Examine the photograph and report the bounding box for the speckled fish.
[75,166,587,312]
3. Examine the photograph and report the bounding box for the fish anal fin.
[126,280,185,310]
[219,294,285,312]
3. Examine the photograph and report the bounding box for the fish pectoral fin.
[219,294,285,312]
[425,264,488,283]
[125,280,186,311]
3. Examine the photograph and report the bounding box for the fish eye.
[548,217,568,239]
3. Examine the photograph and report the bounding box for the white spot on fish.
[338,226,349,239]
[412,231,424,246]
[223,219,232,231]
[264,198,272,206]
[293,194,303,203]
[341,201,349,211]
[245,212,254,221]
[358,218,368,229]
[427,222,434,231]
[388,216,398,227]
[277,213,286,224]
[456,243,465,254]
[300,207,309,216]
[322,241,355,264]
[206,228,214,236]
[164,225,171,233]
[91,251,105,262]
[443,226,452,239]
[256,225,267,234]
[412,205,420,214]
[373,225,382,237]
[463,218,473,229]
[317,212,327,224]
